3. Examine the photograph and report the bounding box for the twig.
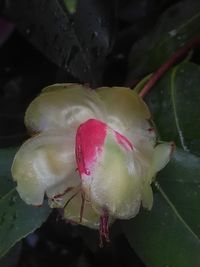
[138,36,200,98]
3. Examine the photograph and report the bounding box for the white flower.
[11,83,173,241]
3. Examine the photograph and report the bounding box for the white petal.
[49,187,114,230]
[141,183,153,210]
[63,190,100,229]
[140,142,174,210]
[153,142,174,173]
[96,87,153,142]
[78,121,144,219]
[11,131,80,205]
[25,84,106,133]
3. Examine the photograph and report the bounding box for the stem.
[99,210,110,247]
[139,36,200,98]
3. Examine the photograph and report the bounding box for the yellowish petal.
[11,131,80,206]
[63,191,100,229]
[50,187,114,229]
[153,142,174,174]
[96,87,151,139]
[77,120,144,219]
[25,84,106,133]
[141,183,153,210]
[140,142,174,210]
[41,83,82,94]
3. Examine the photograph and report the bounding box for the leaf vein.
[155,181,200,243]
[170,66,189,151]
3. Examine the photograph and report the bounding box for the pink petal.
[75,119,107,176]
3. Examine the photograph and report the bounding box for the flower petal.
[11,131,80,206]
[96,87,152,141]
[63,191,101,229]
[49,187,114,229]
[76,119,149,219]
[141,183,153,210]
[25,84,106,134]
[141,142,174,210]
[152,142,175,174]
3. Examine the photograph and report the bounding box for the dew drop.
[25,28,31,35]
[168,29,177,37]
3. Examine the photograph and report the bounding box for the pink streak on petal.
[75,119,107,176]
[114,131,134,151]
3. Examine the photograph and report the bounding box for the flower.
[11,83,173,243]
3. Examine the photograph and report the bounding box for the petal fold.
[76,119,148,219]
[25,83,106,134]
[152,142,175,174]
[11,131,80,205]
[96,87,152,141]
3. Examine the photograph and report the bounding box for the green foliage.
[0,148,51,257]
[3,0,116,86]
[122,149,200,267]
[123,2,200,264]
[64,0,77,13]
[147,62,200,156]
[122,61,200,267]
[127,0,200,82]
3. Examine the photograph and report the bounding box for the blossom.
[11,83,173,242]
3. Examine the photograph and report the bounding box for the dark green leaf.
[64,0,77,14]
[122,149,200,267]
[127,0,200,82]
[3,0,116,86]
[122,61,200,266]
[74,0,117,85]
[0,148,17,197]
[146,61,200,156]
[0,148,51,258]
[0,242,22,267]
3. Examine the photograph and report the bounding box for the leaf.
[0,148,17,197]
[0,242,22,267]
[3,0,116,85]
[64,0,77,14]
[122,149,200,267]
[146,61,200,156]
[74,0,117,85]
[0,147,51,258]
[122,61,200,266]
[127,0,200,82]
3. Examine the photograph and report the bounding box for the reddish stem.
[79,191,85,223]
[139,36,200,98]
[99,211,110,247]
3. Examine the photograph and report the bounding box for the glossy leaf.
[127,0,200,82]
[0,148,16,197]
[3,0,116,85]
[122,61,200,267]
[0,148,51,257]
[146,61,200,156]
[122,149,200,267]
[74,0,117,85]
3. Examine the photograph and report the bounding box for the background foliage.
[0,0,200,266]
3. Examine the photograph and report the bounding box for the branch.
[139,36,200,98]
